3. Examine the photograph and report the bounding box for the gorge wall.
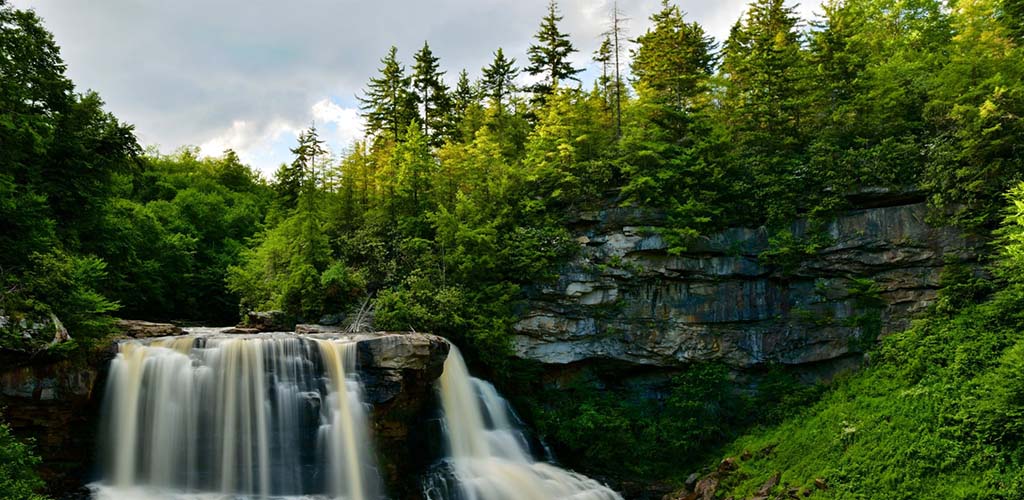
[513,197,978,375]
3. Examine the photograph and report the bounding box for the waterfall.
[427,347,623,500]
[93,334,380,499]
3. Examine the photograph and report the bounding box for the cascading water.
[425,347,623,500]
[92,333,381,499]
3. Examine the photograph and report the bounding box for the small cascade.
[426,347,623,500]
[94,334,380,499]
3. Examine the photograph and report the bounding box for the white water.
[428,347,623,500]
[95,335,379,499]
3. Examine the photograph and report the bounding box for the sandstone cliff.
[514,200,977,373]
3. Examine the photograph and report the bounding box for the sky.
[13,0,817,176]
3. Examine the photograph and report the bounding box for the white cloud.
[197,99,363,175]
[311,98,364,146]
[200,120,302,175]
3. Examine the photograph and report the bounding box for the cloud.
[200,119,303,174]
[12,0,818,173]
[311,99,364,147]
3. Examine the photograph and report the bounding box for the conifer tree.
[481,48,519,115]
[722,0,805,138]
[631,1,716,109]
[359,46,416,142]
[412,41,453,147]
[721,0,808,224]
[525,0,582,98]
[451,69,476,121]
[593,35,614,107]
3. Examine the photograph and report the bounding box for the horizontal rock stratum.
[514,201,978,369]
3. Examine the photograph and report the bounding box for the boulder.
[244,310,289,331]
[115,319,183,338]
[295,323,343,334]
[352,333,451,498]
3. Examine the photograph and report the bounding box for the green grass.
[709,284,1024,499]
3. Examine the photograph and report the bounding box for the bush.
[0,419,46,500]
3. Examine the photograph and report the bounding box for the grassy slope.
[709,284,1024,500]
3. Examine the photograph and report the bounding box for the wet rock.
[693,475,719,500]
[718,457,739,473]
[294,323,342,334]
[244,310,289,331]
[0,342,114,494]
[221,326,261,334]
[756,472,781,496]
[116,319,184,338]
[354,333,450,499]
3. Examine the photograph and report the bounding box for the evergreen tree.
[289,125,328,194]
[721,0,809,224]
[924,0,1023,226]
[359,46,416,142]
[449,69,486,142]
[525,0,582,98]
[593,35,614,107]
[412,41,453,147]
[481,48,519,115]
[631,1,716,109]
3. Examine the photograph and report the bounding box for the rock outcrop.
[514,202,977,371]
[354,333,450,497]
[115,319,183,338]
[0,345,115,493]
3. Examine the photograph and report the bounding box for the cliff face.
[513,201,977,372]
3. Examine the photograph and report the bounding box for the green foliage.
[0,419,46,500]
[359,46,417,142]
[759,226,835,274]
[525,0,581,98]
[526,362,820,481]
[480,48,519,115]
[630,0,717,107]
[707,184,1024,499]
[524,88,615,209]
[412,41,454,146]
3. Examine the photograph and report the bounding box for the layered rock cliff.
[513,200,977,373]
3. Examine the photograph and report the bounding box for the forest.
[2,0,1024,498]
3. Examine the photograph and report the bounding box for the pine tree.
[412,41,453,147]
[451,69,476,120]
[359,46,416,142]
[631,1,716,109]
[721,0,809,224]
[290,125,328,198]
[593,35,614,107]
[481,48,519,115]
[722,0,805,137]
[525,0,582,98]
